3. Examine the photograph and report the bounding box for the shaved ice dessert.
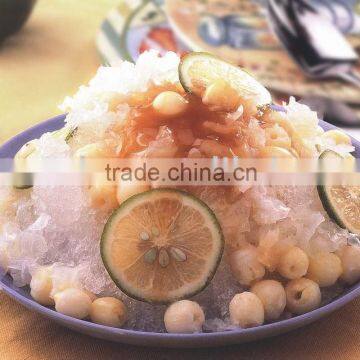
[0,51,360,333]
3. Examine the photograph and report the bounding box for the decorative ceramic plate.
[1,115,360,347]
[96,0,188,64]
[97,0,360,104]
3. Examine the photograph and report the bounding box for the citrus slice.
[317,150,360,234]
[14,126,76,162]
[13,140,37,190]
[51,126,77,143]
[13,126,76,190]
[179,52,272,106]
[101,188,224,303]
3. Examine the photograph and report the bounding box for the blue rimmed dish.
[1,114,360,348]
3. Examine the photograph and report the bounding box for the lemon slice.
[318,150,360,234]
[101,189,224,303]
[179,52,272,106]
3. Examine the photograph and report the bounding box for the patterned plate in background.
[97,0,360,104]
[96,0,188,65]
[164,0,360,104]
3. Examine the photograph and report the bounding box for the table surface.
[1,291,360,360]
[1,1,360,359]
[0,0,118,145]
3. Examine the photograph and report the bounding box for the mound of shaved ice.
[0,51,354,332]
[60,51,180,129]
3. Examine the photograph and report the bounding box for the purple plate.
[1,114,360,348]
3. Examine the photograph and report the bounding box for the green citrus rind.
[179,52,272,106]
[317,150,360,234]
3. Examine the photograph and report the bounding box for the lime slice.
[52,126,77,143]
[179,52,272,106]
[13,140,37,190]
[13,126,76,190]
[101,189,224,303]
[14,126,76,164]
[317,150,360,234]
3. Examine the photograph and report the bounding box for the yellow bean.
[307,252,342,287]
[338,245,360,285]
[30,267,54,306]
[277,247,309,280]
[229,245,265,286]
[153,91,188,116]
[285,278,321,314]
[54,288,92,319]
[202,79,240,111]
[229,292,264,328]
[90,297,127,327]
[164,300,205,333]
[251,280,286,321]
